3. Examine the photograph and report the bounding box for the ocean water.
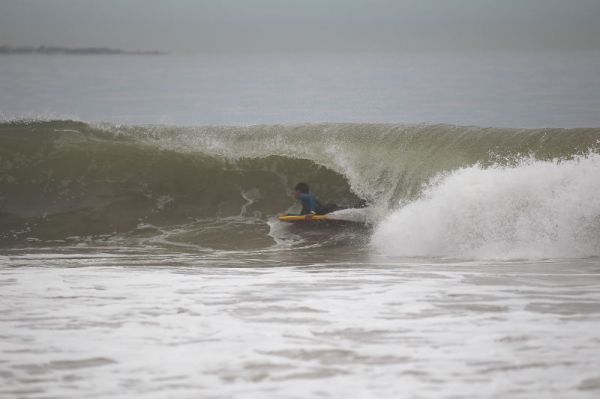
[1,52,600,398]
[2,51,600,127]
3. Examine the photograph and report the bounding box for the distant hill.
[0,45,167,55]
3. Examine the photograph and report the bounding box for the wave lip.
[371,154,600,260]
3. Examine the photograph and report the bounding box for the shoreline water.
[2,252,599,398]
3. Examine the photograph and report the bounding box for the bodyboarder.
[293,182,338,216]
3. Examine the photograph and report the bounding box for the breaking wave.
[1,120,599,258]
[371,154,600,259]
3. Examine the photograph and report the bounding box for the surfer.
[278,183,367,224]
[294,182,338,216]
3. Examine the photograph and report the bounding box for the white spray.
[371,154,600,259]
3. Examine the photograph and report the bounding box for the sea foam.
[371,154,600,259]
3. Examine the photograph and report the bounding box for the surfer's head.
[294,182,309,194]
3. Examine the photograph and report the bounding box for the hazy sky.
[1,0,600,53]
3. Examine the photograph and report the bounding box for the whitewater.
[373,154,600,259]
[1,53,600,398]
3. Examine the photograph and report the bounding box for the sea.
[1,51,600,398]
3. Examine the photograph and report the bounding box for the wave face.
[1,120,599,257]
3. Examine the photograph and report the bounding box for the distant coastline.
[0,45,167,55]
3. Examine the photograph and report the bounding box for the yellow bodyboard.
[278,214,335,223]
